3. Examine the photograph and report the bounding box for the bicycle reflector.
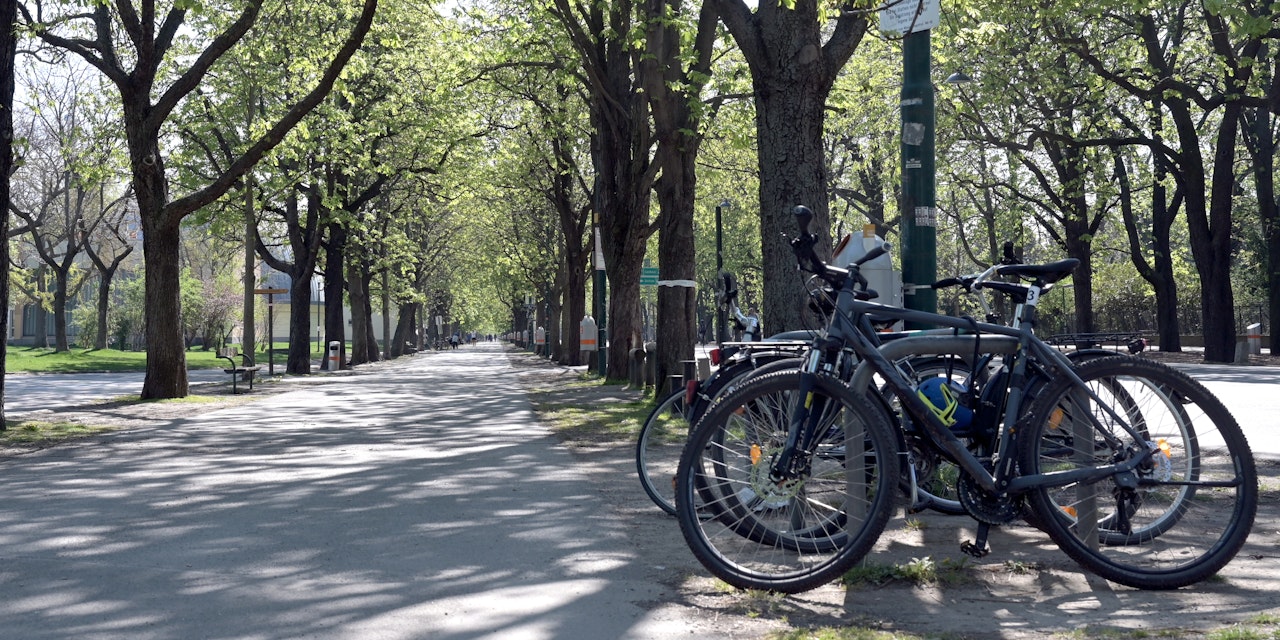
[916,378,973,431]
[709,348,722,366]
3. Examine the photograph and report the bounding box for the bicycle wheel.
[635,389,692,515]
[675,370,899,593]
[1018,356,1257,589]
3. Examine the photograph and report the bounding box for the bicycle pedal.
[960,540,990,558]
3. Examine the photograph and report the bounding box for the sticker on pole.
[879,0,940,36]
[914,206,937,227]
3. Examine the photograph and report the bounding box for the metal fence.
[1039,304,1270,338]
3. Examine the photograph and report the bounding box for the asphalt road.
[0,343,690,640]
[1174,362,1280,458]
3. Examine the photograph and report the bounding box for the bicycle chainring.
[957,473,1022,524]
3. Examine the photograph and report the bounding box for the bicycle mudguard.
[847,334,1020,394]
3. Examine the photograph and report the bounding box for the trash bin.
[327,341,341,372]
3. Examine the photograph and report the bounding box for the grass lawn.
[4,344,324,374]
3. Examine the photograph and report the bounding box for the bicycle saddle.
[995,259,1079,285]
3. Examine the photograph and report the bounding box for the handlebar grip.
[856,241,891,266]
[793,205,814,235]
[932,277,962,289]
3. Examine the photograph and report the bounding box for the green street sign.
[640,266,659,286]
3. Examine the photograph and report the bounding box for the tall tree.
[1048,0,1278,361]
[0,0,15,427]
[638,0,721,387]
[81,192,137,350]
[1240,43,1279,352]
[711,0,870,334]
[544,0,655,379]
[22,0,378,396]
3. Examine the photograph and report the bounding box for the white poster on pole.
[879,0,940,36]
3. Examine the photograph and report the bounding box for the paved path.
[0,343,688,640]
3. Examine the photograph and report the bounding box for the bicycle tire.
[675,370,899,593]
[1018,356,1257,589]
[635,389,691,515]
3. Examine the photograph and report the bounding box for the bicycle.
[674,205,1256,593]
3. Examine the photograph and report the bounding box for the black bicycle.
[674,205,1256,593]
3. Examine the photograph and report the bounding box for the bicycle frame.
[794,264,1155,498]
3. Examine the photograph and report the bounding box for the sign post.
[254,288,288,375]
[639,266,659,286]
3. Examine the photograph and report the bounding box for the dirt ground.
[9,350,1280,638]
[509,347,1280,640]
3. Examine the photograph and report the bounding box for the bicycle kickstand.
[960,523,992,558]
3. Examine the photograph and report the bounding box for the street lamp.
[715,198,731,344]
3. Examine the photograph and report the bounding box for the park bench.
[1046,332,1146,354]
[218,347,262,394]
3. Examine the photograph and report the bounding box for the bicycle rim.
[675,371,898,593]
[1020,357,1257,589]
[636,390,692,516]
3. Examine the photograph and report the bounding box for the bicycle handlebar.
[791,206,888,295]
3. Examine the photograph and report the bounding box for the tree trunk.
[1117,148,1181,351]
[391,301,415,356]
[1199,103,1243,362]
[639,0,714,388]
[1245,81,1279,352]
[548,0,655,381]
[714,0,867,334]
[1150,180,1182,352]
[593,92,652,380]
[323,222,348,370]
[549,263,566,363]
[139,217,189,399]
[381,270,391,358]
[242,181,257,364]
[52,270,70,351]
[94,270,112,350]
[0,0,16,427]
[347,256,371,366]
[754,76,834,335]
[1061,194,1095,334]
[360,268,378,362]
[286,276,312,374]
